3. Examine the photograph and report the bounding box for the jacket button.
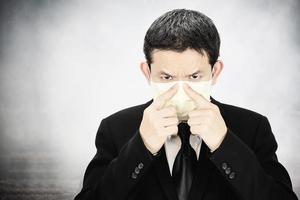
[225,167,231,175]
[135,167,140,174]
[138,163,144,169]
[229,172,236,179]
[221,162,227,170]
[131,172,137,179]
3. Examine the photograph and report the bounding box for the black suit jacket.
[74,97,298,200]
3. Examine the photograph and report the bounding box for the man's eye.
[190,74,200,79]
[161,75,173,80]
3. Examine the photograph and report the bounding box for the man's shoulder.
[212,98,269,142]
[212,97,265,123]
[104,99,153,124]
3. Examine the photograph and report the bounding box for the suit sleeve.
[74,118,155,200]
[209,115,298,200]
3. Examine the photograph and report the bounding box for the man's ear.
[140,62,151,85]
[211,60,224,85]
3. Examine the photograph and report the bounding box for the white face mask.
[150,78,213,122]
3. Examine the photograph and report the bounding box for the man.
[74,9,298,200]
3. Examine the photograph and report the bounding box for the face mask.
[150,78,213,122]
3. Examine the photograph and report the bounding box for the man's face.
[150,48,213,83]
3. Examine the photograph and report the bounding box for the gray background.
[0,0,299,199]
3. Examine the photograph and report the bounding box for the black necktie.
[172,122,197,200]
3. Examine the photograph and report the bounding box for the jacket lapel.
[153,146,179,200]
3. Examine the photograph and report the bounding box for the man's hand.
[183,83,227,152]
[139,83,179,154]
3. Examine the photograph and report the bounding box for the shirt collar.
[167,134,201,141]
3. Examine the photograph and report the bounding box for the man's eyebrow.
[158,69,203,76]
[185,70,203,77]
[158,70,174,76]
[190,70,202,75]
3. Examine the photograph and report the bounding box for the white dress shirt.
[164,134,202,176]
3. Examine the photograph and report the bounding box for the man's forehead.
[151,49,210,70]
[151,61,209,74]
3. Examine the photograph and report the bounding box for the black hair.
[143,8,220,69]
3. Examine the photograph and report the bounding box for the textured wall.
[0,0,299,199]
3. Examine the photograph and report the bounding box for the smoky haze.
[0,0,299,199]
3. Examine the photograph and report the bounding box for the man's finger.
[158,105,177,118]
[153,83,178,110]
[188,108,211,118]
[187,115,207,126]
[183,83,210,108]
[164,125,178,136]
[161,117,179,127]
